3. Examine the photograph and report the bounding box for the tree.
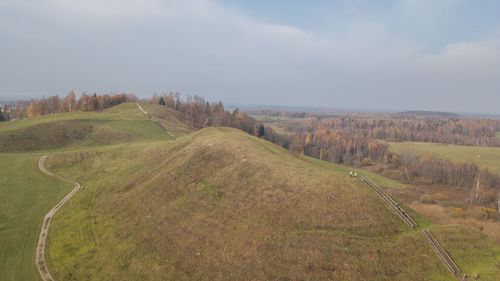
[26,100,35,118]
[62,91,76,112]
[259,125,265,137]
[0,107,4,121]
[159,97,166,106]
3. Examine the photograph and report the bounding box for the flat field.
[388,141,500,173]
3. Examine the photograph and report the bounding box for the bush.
[467,206,492,221]
[362,157,371,166]
[432,193,448,201]
[420,194,436,204]
[450,207,466,218]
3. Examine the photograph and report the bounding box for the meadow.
[0,155,72,281]
[388,141,500,173]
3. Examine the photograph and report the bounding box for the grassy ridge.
[42,127,500,280]
[0,155,72,281]
[388,141,500,173]
[139,103,193,137]
[0,103,173,152]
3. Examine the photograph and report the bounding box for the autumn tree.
[62,91,76,112]
[26,100,35,118]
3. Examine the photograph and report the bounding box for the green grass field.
[0,103,174,152]
[0,155,72,281]
[388,141,500,173]
[0,103,176,280]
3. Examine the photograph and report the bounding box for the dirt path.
[136,103,177,140]
[35,155,81,281]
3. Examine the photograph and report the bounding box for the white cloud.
[0,0,499,113]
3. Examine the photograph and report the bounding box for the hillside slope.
[0,103,174,152]
[44,127,500,280]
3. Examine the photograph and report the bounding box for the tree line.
[251,110,500,147]
[10,91,138,120]
[153,92,256,135]
[269,127,500,209]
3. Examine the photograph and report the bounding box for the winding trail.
[35,155,81,281]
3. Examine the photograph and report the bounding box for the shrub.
[420,194,436,204]
[450,207,466,218]
[432,193,448,201]
[362,157,371,166]
[466,206,494,221]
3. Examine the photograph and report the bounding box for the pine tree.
[0,108,4,122]
[159,97,166,106]
[259,125,265,137]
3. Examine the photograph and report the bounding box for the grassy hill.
[387,141,500,173]
[0,103,173,152]
[2,105,499,280]
[43,127,500,280]
[0,102,177,280]
[140,103,193,137]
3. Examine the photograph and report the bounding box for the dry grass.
[44,127,500,280]
[410,202,500,242]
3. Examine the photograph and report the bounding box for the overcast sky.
[1,0,500,113]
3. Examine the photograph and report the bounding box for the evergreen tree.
[259,124,265,137]
[159,97,166,106]
[0,108,4,122]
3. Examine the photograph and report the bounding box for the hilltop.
[0,103,177,152]
[43,127,500,280]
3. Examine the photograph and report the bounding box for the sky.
[1,0,500,113]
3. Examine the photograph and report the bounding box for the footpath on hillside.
[36,155,81,281]
[361,176,463,279]
[136,103,177,140]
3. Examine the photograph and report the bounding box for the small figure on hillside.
[354,172,358,178]
[462,273,466,280]
[350,171,353,177]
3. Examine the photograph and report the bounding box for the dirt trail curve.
[35,155,81,281]
[136,103,177,140]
